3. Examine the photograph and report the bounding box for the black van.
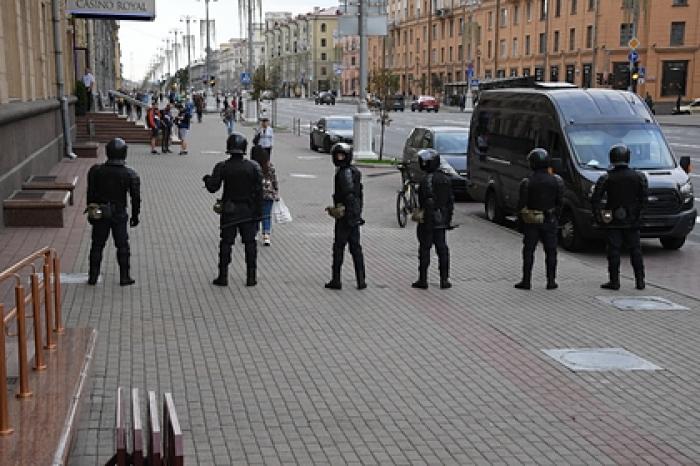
[467,85,696,250]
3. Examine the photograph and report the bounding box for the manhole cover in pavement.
[542,348,662,372]
[60,273,101,284]
[289,173,318,179]
[597,296,688,311]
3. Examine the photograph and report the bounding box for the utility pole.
[464,0,481,112]
[427,0,432,95]
[181,15,196,91]
[171,29,181,73]
[353,0,376,158]
[248,0,254,80]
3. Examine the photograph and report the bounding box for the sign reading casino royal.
[67,0,156,20]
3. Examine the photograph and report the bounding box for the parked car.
[467,84,696,251]
[402,126,470,198]
[389,94,405,112]
[315,91,336,105]
[310,116,354,152]
[411,95,440,112]
[676,98,700,115]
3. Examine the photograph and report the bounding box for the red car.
[411,95,440,112]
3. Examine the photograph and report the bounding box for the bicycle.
[395,163,418,228]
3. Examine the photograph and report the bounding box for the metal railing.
[0,248,63,435]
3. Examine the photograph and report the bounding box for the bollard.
[43,263,55,350]
[30,274,46,371]
[15,284,32,398]
[0,305,13,435]
[53,255,64,334]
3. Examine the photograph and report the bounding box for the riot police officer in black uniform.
[591,144,648,290]
[324,143,366,290]
[204,133,263,287]
[86,138,141,286]
[515,148,564,290]
[412,149,454,290]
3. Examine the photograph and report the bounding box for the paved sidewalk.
[52,117,700,465]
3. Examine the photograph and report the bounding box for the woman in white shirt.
[253,117,274,158]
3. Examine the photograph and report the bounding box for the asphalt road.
[274,97,699,245]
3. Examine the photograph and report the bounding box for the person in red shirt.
[146,101,161,154]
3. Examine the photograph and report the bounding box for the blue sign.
[240,72,251,85]
[628,50,639,62]
[467,68,475,79]
[470,79,480,87]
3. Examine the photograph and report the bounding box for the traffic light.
[596,73,603,86]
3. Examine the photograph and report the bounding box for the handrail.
[0,247,63,435]
[108,90,149,109]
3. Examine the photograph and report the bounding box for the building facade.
[340,36,360,96]
[369,0,700,106]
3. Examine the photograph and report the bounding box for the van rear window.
[566,124,675,170]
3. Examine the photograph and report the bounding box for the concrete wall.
[0,98,76,228]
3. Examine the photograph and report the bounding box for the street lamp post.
[197,0,217,94]
[181,15,196,92]
[170,29,181,75]
[464,0,481,112]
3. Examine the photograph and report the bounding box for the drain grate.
[542,348,662,372]
[60,273,101,284]
[597,296,689,311]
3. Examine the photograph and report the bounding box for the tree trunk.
[379,113,386,161]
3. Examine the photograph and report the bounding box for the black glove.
[202,174,211,183]
[130,216,139,228]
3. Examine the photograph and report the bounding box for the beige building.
[370,0,700,108]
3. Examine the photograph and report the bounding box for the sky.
[119,0,333,82]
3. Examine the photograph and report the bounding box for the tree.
[174,68,189,92]
[419,75,427,95]
[368,69,400,160]
[267,64,282,95]
[252,65,268,100]
[431,74,443,95]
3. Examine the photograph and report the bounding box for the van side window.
[474,111,495,154]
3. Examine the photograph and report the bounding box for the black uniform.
[415,171,454,289]
[516,170,564,290]
[86,139,141,286]
[204,134,263,287]
[591,159,648,290]
[325,144,366,290]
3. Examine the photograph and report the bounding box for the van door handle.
[486,156,511,166]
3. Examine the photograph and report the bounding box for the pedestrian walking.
[591,144,648,290]
[146,101,161,154]
[514,149,564,291]
[124,97,132,121]
[82,67,95,111]
[194,94,204,123]
[324,143,366,290]
[221,105,236,136]
[676,92,682,114]
[411,149,454,290]
[251,149,279,246]
[175,102,192,155]
[203,133,264,287]
[160,104,173,154]
[222,96,229,110]
[135,91,144,120]
[237,95,243,121]
[253,117,274,158]
[459,93,466,112]
[216,94,221,110]
[85,138,141,286]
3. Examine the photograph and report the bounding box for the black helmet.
[418,149,440,173]
[527,148,551,170]
[609,143,630,167]
[331,143,353,167]
[106,138,128,160]
[226,132,248,155]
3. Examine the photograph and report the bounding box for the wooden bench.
[105,388,181,466]
[74,141,100,158]
[22,175,78,205]
[3,190,70,227]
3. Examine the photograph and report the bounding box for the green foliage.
[418,75,427,94]
[75,80,88,116]
[252,66,268,99]
[174,68,189,90]
[267,65,282,95]
[431,74,443,94]
[368,69,400,161]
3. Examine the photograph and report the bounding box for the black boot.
[514,280,531,290]
[412,269,428,289]
[88,264,99,285]
[326,245,343,290]
[213,266,228,286]
[118,261,135,286]
[353,252,366,290]
[246,268,257,287]
[635,273,645,290]
[601,277,620,290]
[438,249,451,289]
[546,280,558,290]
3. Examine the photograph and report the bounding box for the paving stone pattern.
[63,117,700,465]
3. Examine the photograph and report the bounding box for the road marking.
[289,173,318,179]
[201,150,223,155]
[297,155,322,160]
[690,173,700,178]
[670,142,700,149]
[696,216,699,224]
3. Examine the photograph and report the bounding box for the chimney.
[313,6,320,14]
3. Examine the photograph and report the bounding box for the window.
[321,38,327,47]
[488,11,493,29]
[535,67,544,81]
[500,39,507,58]
[448,46,453,62]
[555,0,561,17]
[458,44,463,60]
[321,23,326,33]
[540,0,547,20]
[553,31,560,52]
[500,7,507,27]
[488,40,492,58]
[571,0,577,14]
[497,69,506,78]
[512,38,518,56]
[569,28,576,50]
[670,22,685,46]
[566,64,575,83]
[523,67,531,76]
[662,61,688,96]
[459,18,464,35]
[321,52,327,60]
[527,0,532,21]
[550,65,560,82]
[539,33,546,53]
[586,25,593,48]
[619,23,633,47]
[433,24,437,39]
[672,0,688,4]
[449,19,454,37]
[510,68,518,77]
[514,5,519,25]
[440,47,444,63]
[525,35,531,55]
[582,63,592,87]
[351,56,356,66]
[432,48,437,62]
[588,0,595,10]
[321,66,327,75]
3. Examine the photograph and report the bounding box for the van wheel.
[660,236,686,250]
[310,136,317,151]
[559,209,585,251]
[484,190,505,224]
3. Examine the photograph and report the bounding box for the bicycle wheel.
[396,189,409,228]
